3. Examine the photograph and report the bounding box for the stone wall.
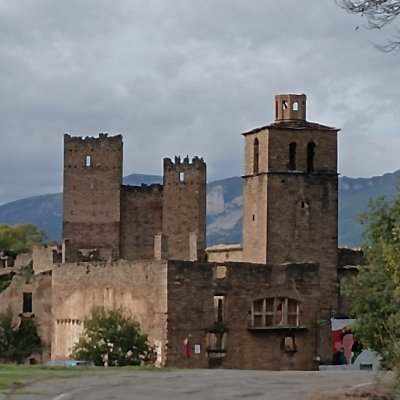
[206,244,243,262]
[62,135,207,263]
[0,270,52,362]
[63,134,122,259]
[14,252,32,270]
[162,157,206,261]
[120,185,163,260]
[241,114,339,363]
[165,261,320,370]
[51,260,168,363]
[32,245,60,274]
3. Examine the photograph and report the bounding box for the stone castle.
[63,134,206,262]
[0,94,353,370]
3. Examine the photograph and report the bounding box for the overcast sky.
[1,0,399,205]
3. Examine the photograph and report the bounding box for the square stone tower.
[242,94,339,362]
[62,134,206,262]
[162,156,207,261]
[62,134,123,260]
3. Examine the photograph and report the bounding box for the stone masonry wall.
[0,271,52,362]
[266,128,337,174]
[63,134,122,259]
[120,185,163,260]
[206,244,243,263]
[162,157,206,261]
[32,245,60,274]
[242,124,338,364]
[166,261,320,370]
[51,260,168,363]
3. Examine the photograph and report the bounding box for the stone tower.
[63,134,122,260]
[162,156,207,261]
[242,94,339,361]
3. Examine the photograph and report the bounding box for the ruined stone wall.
[162,157,207,261]
[165,261,320,370]
[14,252,32,270]
[0,271,52,361]
[120,184,163,260]
[206,244,243,263]
[32,245,60,274]
[51,260,168,363]
[62,134,122,259]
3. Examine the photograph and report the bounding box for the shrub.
[72,307,155,367]
[0,309,42,363]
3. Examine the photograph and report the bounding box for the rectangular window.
[85,155,91,167]
[252,297,299,328]
[214,295,226,322]
[23,292,32,313]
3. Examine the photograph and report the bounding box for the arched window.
[292,101,298,111]
[289,142,296,170]
[307,142,316,173]
[252,297,300,327]
[253,138,259,175]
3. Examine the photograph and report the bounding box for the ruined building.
[0,94,344,369]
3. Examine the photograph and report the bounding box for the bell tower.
[242,94,339,362]
[275,93,306,122]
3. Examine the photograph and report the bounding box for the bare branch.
[337,0,400,28]
[336,0,400,52]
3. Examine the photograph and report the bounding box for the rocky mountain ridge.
[1,171,399,248]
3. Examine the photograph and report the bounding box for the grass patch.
[0,364,103,391]
[0,363,169,392]
[312,380,400,400]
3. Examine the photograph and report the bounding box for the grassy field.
[0,363,167,392]
[0,364,104,391]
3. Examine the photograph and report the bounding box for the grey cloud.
[1,0,400,205]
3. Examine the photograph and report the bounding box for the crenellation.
[64,133,122,144]
[122,183,163,194]
[164,156,206,170]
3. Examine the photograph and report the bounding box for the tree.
[71,307,155,367]
[342,193,400,371]
[0,224,47,255]
[336,0,400,53]
[0,308,42,363]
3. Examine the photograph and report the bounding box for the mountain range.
[1,171,399,248]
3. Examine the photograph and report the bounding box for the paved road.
[0,369,387,400]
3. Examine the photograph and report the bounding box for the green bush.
[0,223,47,255]
[0,308,42,363]
[72,307,155,367]
[342,190,400,373]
